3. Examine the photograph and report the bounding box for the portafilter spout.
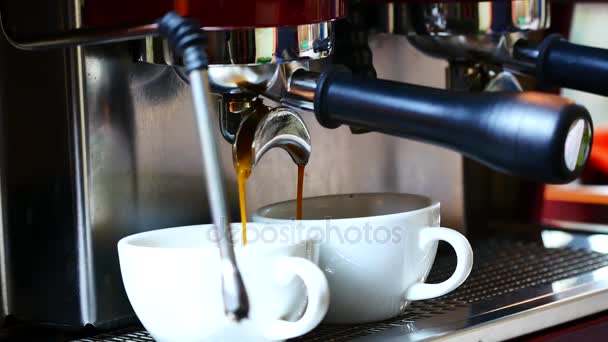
[157,12,249,321]
[252,107,311,167]
[232,101,311,171]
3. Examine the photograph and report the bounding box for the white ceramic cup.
[118,223,330,341]
[252,193,473,324]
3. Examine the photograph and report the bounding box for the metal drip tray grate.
[296,241,608,341]
[75,240,608,342]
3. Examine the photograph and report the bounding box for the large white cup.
[118,223,330,341]
[253,193,473,324]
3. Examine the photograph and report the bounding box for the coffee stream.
[237,170,250,245]
[234,110,305,246]
[296,165,305,220]
[233,111,260,246]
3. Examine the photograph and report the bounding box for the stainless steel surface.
[1,3,335,96]
[0,59,7,323]
[406,33,539,72]
[2,7,336,58]
[231,99,311,174]
[74,45,96,327]
[189,69,248,320]
[0,28,217,326]
[483,71,523,92]
[251,107,311,166]
[0,17,159,51]
[377,1,548,69]
[206,64,281,95]
[0,0,127,328]
[142,22,334,67]
[284,69,319,110]
[380,0,550,36]
[73,234,608,342]
[1,9,334,96]
[201,60,311,97]
[219,95,258,144]
[146,20,334,95]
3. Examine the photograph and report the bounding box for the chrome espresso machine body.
[0,0,606,341]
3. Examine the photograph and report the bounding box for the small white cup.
[253,193,473,324]
[118,223,330,341]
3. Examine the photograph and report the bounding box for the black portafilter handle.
[313,67,593,184]
[515,34,608,97]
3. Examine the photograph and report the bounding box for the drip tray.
[75,238,608,342]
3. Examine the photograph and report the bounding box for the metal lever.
[158,12,249,321]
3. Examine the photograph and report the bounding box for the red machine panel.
[83,0,346,28]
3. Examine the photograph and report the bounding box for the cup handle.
[265,256,330,340]
[404,227,473,301]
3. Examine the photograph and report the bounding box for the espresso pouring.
[234,108,306,246]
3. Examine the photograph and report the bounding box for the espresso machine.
[0,0,608,341]
[374,0,608,240]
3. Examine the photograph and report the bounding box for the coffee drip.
[297,165,305,220]
[233,103,262,246]
[233,103,307,245]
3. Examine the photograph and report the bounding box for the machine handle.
[516,34,608,96]
[313,67,593,184]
